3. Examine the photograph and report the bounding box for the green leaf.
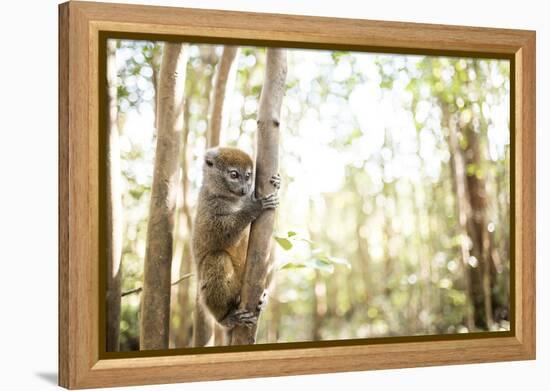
[380,78,394,89]
[279,262,306,270]
[274,231,313,245]
[314,258,331,266]
[315,253,351,269]
[274,237,293,251]
[311,259,335,273]
[331,51,348,63]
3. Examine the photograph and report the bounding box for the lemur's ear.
[204,148,219,167]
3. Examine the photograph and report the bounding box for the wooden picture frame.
[58,1,536,388]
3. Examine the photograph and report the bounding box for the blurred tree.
[170,48,208,348]
[446,107,476,330]
[115,39,161,351]
[140,43,188,350]
[207,46,239,148]
[106,39,123,352]
[463,119,495,330]
[171,72,196,348]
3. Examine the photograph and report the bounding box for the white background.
[0,0,546,389]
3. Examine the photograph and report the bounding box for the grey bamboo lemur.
[192,146,280,329]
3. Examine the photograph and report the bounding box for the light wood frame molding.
[58,1,536,389]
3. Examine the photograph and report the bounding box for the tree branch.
[122,273,193,298]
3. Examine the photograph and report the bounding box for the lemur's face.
[203,146,254,197]
[224,165,253,196]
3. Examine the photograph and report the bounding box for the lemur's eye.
[229,170,239,179]
[245,172,251,180]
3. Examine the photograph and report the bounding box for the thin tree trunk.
[140,43,188,350]
[447,113,476,331]
[213,324,226,346]
[382,185,395,298]
[106,39,123,352]
[230,48,287,345]
[173,242,193,347]
[151,44,162,130]
[207,46,238,148]
[266,294,280,343]
[192,301,213,347]
[265,246,279,343]
[412,183,432,332]
[311,271,327,341]
[356,221,371,307]
[429,181,444,329]
[172,94,194,348]
[464,124,495,330]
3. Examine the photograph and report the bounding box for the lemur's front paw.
[257,289,269,312]
[221,309,258,328]
[270,173,281,190]
[261,192,279,210]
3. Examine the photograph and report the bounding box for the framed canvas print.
[58,1,536,389]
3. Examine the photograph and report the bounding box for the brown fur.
[213,147,253,169]
[192,147,260,331]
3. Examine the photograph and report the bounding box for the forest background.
[106,39,511,351]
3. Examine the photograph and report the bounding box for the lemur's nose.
[241,188,246,196]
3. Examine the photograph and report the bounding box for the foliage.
[275,231,350,273]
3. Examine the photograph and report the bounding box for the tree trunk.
[311,271,327,341]
[412,182,432,332]
[230,48,287,345]
[105,39,123,352]
[355,220,371,309]
[213,324,226,346]
[173,242,193,347]
[266,294,280,343]
[140,43,188,350]
[207,46,238,148]
[464,124,495,330]
[172,94,194,348]
[192,302,213,347]
[446,112,476,331]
